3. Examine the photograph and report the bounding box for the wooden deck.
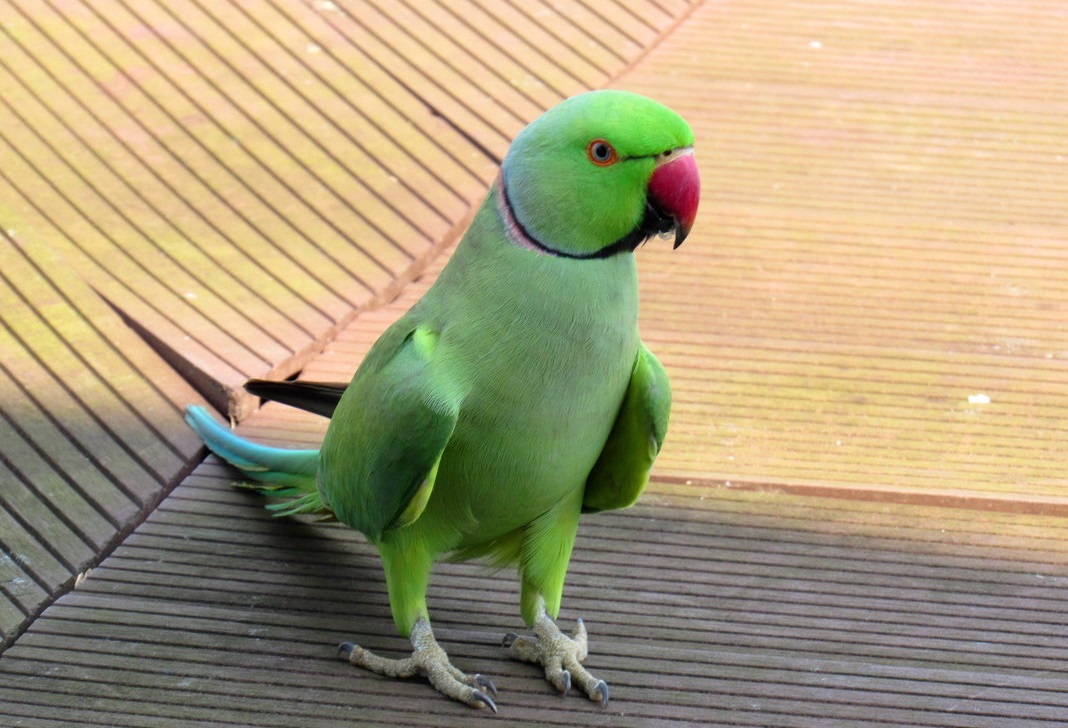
[3,0,1068,725]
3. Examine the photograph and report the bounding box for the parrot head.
[499,90,700,259]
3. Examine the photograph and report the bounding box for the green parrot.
[185,89,699,711]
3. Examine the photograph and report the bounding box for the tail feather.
[185,405,330,518]
[244,378,347,418]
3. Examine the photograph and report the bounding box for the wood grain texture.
[621,0,1068,508]
[4,0,1068,725]
[0,237,205,646]
[0,0,691,416]
[4,463,1068,726]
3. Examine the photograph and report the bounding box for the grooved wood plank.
[620,0,1068,507]
[0,237,206,645]
[5,464,1068,726]
[0,0,691,418]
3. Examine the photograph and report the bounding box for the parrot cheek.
[647,150,700,248]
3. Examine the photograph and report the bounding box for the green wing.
[318,316,458,542]
[582,343,671,513]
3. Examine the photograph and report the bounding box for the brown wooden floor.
[3,0,1068,725]
[7,470,1068,727]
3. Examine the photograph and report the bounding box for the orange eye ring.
[586,139,618,166]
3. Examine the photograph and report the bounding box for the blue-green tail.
[185,405,330,518]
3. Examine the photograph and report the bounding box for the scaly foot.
[339,618,497,712]
[503,602,609,707]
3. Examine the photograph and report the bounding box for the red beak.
[647,150,700,248]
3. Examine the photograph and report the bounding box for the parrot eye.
[586,139,617,166]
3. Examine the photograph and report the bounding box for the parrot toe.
[504,604,609,707]
[339,620,499,711]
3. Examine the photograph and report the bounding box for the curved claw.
[472,689,498,713]
[592,679,609,708]
[337,641,355,659]
[474,674,498,697]
[560,669,572,697]
[501,632,518,648]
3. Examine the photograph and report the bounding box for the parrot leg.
[502,597,609,707]
[338,619,497,712]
